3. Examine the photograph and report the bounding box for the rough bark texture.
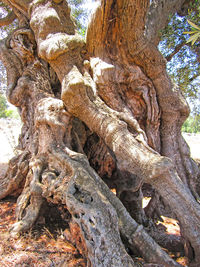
[0,0,200,266]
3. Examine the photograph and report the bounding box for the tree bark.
[0,0,200,266]
[0,10,16,26]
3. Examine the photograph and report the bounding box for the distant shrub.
[182,115,200,133]
[0,94,20,119]
[0,94,8,118]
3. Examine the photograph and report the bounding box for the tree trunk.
[0,0,200,266]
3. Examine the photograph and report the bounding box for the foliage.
[0,93,8,118]
[182,114,200,133]
[0,94,19,119]
[68,0,89,36]
[184,20,200,45]
[159,0,200,113]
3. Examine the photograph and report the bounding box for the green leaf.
[186,32,200,45]
[183,31,199,35]
[187,20,200,30]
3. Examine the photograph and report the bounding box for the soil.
[182,132,200,160]
[0,197,86,267]
[0,118,22,178]
[0,197,189,266]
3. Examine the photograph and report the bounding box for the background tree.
[159,0,200,111]
[182,114,200,133]
[0,93,19,118]
[0,0,200,266]
[158,0,200,132]
[0,93,8,117]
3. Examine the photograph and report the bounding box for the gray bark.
[145,0,193,44]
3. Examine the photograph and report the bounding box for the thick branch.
[44,147,180,266]
[0,10,16,26]
[59,62,200,260]
[86,0,150,58]
[166,41,200,64]
[145,0,192,45]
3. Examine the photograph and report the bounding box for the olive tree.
[0,0,200,266]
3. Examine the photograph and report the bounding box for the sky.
[81,0,98,12]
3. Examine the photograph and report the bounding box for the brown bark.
[0,10,16,26]
[0,0,200,266]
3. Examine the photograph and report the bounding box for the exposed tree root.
[10,157,45,237]
[0,152,30,200]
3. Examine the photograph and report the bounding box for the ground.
[182,132,200,160]
[0,118,199,266]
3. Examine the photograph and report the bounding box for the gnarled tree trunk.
[0,0,200,266]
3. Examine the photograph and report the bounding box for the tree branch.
[0,10,16,26]
[165,41,186,61]
[86,0,150,58]
[145,0,192,45]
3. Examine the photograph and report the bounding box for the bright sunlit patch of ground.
[110,188,116,194]
[182,133,200,160]
[142,197,151,208]
[158,216,180,236]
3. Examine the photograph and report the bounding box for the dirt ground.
[0,119,22,178]
[0,118,199,266]
[182,132,200,160]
